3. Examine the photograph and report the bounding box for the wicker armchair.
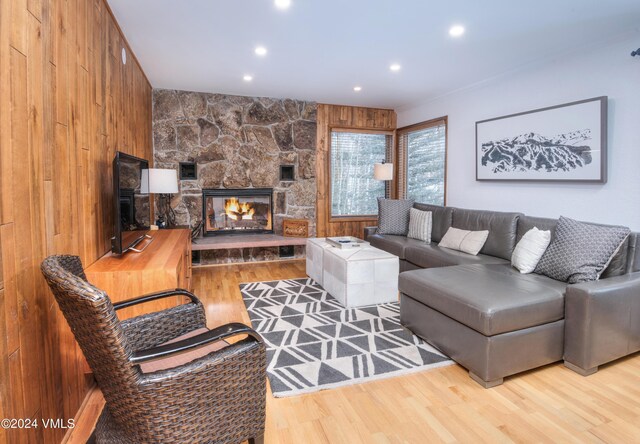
[41,255,266,444]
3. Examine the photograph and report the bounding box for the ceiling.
[107,0,640,109]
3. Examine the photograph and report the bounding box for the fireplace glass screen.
[203,189,273,235]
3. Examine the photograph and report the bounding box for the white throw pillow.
[438,227,489,256]
[407,209,432,242]
[511,227,552,274]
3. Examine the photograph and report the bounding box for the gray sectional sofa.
[364,203,640,388]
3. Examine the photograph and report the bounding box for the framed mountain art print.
[476,96,607,183]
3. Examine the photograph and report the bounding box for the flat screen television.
[111,152,151,254]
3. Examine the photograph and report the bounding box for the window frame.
[396,116,448,205]
[328,127,396,222]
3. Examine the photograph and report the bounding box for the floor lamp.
[374,161,393,197]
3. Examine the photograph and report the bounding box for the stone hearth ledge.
[192,234,308,251]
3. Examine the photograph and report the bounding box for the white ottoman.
[306,238,334,285]
[322,245,399,308]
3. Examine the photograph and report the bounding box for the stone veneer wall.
[152,89,317,242]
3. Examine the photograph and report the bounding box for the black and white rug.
[240,278,453,397]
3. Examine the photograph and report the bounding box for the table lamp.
[143,168,179,228]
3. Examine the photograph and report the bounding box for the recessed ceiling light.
[390,63,401,72]
[449,25,465,37]
[243,75,253,82]
[353,86,362,92]
[274,0,291,10]
[255,46,268,56]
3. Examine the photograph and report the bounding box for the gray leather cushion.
[535,216,631,284]
[399,264,566,336]
[589,224,637,278]
[405,243,508,269]
[368,234,428,260]
[377,198,414,235]
[451,208,521,260]
[363,226,378,241]
[602,235,631,279]
[413,203,453,242]
[627,233,640,273]
[516,216,557,242]
[400,259,421,273]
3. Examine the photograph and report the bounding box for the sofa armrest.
[564,272,640,373]
[363,226,378,241]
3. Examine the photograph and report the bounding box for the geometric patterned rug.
[239,278,454,397]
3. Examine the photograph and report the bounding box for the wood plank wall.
[315,104,397,238]
[0,0,152,442]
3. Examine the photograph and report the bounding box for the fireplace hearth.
[202,188,274,236]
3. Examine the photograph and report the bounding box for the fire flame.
[224,198,255,221]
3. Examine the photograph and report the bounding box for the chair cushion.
[404,243,508,269]
[412,203,453,242]
[139,328,226,373]
[399,264,566,336]
[368,234,429,260]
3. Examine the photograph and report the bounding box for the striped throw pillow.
[407,208,432,242]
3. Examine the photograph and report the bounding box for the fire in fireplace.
[202,188,273,236]
[224,198,255,221]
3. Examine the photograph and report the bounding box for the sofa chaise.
[364,204,640,388]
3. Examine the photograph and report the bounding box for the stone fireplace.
[152,89,316,264]
[203,188,273,236]
[152,89,317,239]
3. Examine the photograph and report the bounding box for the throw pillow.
[376,198,415,236]
[407,208,432,242]
[534,216,631,283]
[511,227,552,274]
[438,227,489,256]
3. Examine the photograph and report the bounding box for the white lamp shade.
[140,169,149,194]
[374,163,394,181]
[142,168,178,194]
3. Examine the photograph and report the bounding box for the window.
[397,118,447,205]
[330,130,392,217]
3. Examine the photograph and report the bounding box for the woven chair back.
[41,255,142,424]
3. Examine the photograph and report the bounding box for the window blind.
[330,131,392,217]
[397,119,446,205]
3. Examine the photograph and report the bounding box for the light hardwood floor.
[67,260,640,443]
